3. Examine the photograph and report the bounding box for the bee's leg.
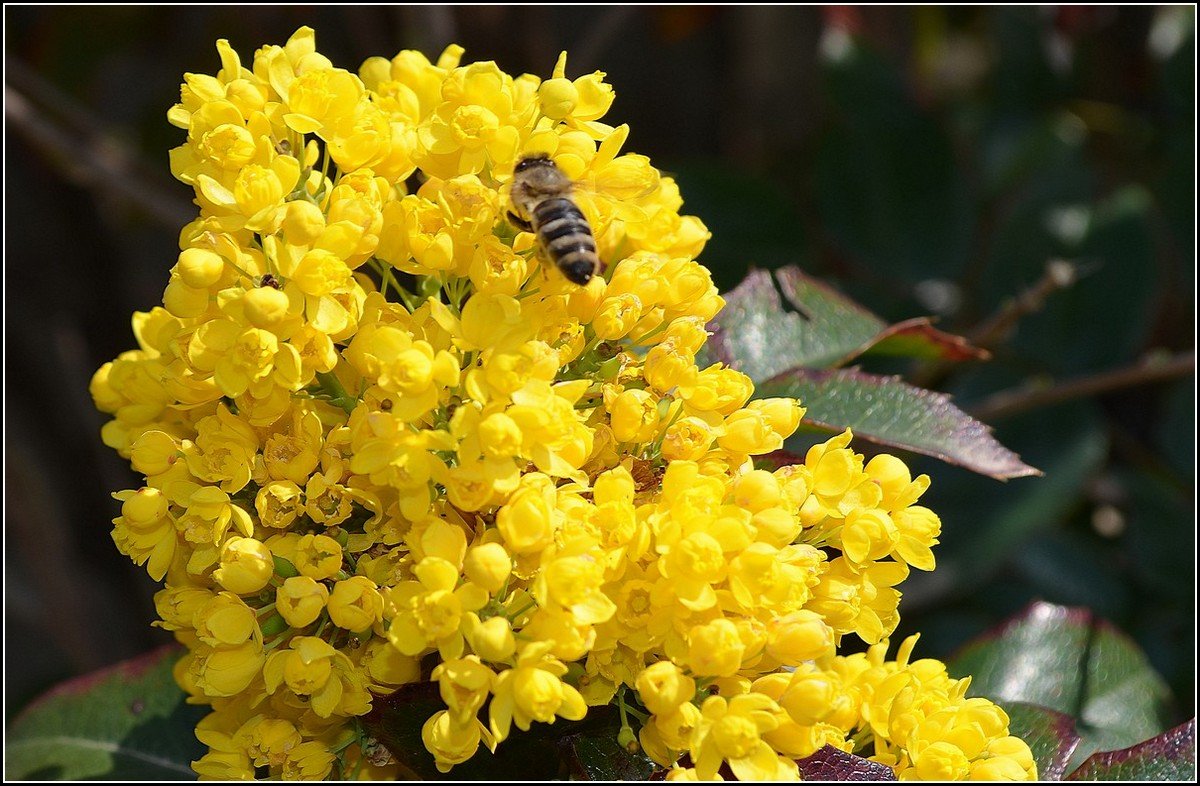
[507,211,533,232]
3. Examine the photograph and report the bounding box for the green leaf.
[1065,719,1196,781]
[756,368,1039,480]
[557,722,658,780]
[706,267,885,378]
[705,267,986,379]
[949,601,1175,768]
[5,646,205,781]
[1000,702,1081,781]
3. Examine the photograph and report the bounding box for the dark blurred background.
[6,6,1194,722]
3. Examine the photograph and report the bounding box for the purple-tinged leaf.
[753,450,806,472]
[705,267,986,376]
[756,367,1040,480]
[795,745,897,781]
[865,316,991,362]
[1000,702,1081,781]
[706,268,882,378]
[6,645,205,781]
[1065,719,1196,781]
[950,601,1176,770]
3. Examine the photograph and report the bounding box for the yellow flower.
[535,543,617,626]
[194,592,260,647]
[893,506,941,572]
[386,556,488,659]
[294,533,344,581]
[765,610,835,665]
[111,488,177,581]
[495,475,558,554]
[263,636,371,718]
[841,508,899,565]
[281,741,336,780]
[189,640,265,698]
[432,655,495,724]
[415,61,534,178]
[421,710,490,773]
[538,52,615,136]
[640,702,702,767]
[239,716,302,769]
[360,639,421,689]
[182,404,259,494]
[463,542,512,593]
[635,660,696,716]
[255,481,305,529]
[464,614,517,662]
[328,576,384,632]
[488,643,587,744]
[276,576,329,628]
[608,388,661,444]
[691,693,795,782]
[213,536,274,594]
[346,324,460,421]
[683,618,745,678]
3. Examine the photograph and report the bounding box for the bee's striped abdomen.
[533,197,601,285]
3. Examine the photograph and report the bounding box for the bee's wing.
[574,171,658,225]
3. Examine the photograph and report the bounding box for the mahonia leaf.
[557,721,657,781]
[1065,719,1196,781]
[704,266,986,377]
[949,601,1176,769]
[794,745,898,781]
[755,368,1040,480]
[361,682,450,780]
[865,316,991,362]
[706,267,884,376]
[5,646,205,780]
[1000,702,1081,781]
[753,449,807,471]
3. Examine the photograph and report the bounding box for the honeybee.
[508,154,604,286]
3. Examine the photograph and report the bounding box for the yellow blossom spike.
[92,28,1035,781]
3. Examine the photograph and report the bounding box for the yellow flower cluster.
[91,28,1035,781]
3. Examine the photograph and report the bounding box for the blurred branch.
[909,259,1084,389]
[5,57,193,228]
[968,258,1085,349]
[970,351,1195,422]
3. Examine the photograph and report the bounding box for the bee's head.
[515,153,555,173]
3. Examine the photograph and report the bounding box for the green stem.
[622,702,650,723]
[617,685,632,728]
[320,142,333,199]
[629,319,669,347]
[505,598,539,621]
[316,371,358,415]
[263,625,297,651]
